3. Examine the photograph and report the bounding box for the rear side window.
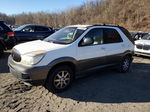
[35,26,50,32]
[0,23,12,31]
[119,27,134,44]
[103,28,123,44]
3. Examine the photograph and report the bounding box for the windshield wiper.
[46,40,54,43]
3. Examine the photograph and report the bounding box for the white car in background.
[134,33,150,57]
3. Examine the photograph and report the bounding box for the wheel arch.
[124,50,133,61]
[46,57,77,80]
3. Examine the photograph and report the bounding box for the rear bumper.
[8,55,50,84]
[5,37,16,49]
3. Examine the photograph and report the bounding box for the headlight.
[21,50,46,65]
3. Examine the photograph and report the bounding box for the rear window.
[0,23,12,31]
[119,27,134,44]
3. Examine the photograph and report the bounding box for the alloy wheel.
[122,58,130,71]
[53,70,71,89]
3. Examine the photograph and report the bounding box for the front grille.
[143,45,150,50]
[11,49,21,62]
[136,44,143,49]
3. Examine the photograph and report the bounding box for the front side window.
[81,28,103,45]
[103,28,123,44]
[44,27,86,44]
[22,26,35,32]
[15,25,35,32]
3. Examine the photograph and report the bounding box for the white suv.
[8,25,134,92]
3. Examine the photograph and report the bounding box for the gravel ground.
[0,51,150,112]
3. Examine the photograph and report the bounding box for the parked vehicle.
[130,32,148,41]
[0,21,15,57]
[8,25,134,92]
[14,24,54,43]
[9,25,19,30]
[134,33,150,57]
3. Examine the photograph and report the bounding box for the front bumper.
[134,51,150,57]
[8,55,50,84]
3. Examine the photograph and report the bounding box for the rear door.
[102,28,125,64]
[77,28,107,71]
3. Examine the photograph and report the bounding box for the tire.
[45,65,74,93]
[14,37,18,45]
[118,56,132,73]
[0,44,4,57]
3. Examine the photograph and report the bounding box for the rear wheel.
[118,56,132,73]
[0,44,4,57]
[45,65,74,93]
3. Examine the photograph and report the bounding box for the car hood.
[135,40,150,45]
[13,40,67,55]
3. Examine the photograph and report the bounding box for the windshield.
[142,33,150,40]
[14,25,26,31]
[44,27,86,44]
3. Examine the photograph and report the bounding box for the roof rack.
[92,23,120,27]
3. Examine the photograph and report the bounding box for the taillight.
[8,32,14,37]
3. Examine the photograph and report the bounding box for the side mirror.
[80,37,94,46]
[21,29,25,32]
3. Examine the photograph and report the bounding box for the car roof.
[68,24,123,29]
[22,24,50,28]
[68,25,91,28]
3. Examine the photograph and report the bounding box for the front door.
[77,28,107,71]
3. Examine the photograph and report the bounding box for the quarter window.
[103,28,122,44]
[119,27,133,42]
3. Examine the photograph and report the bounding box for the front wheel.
[118,56,132,73]
[45,65,74,93]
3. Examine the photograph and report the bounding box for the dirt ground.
[0,51,150,112]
